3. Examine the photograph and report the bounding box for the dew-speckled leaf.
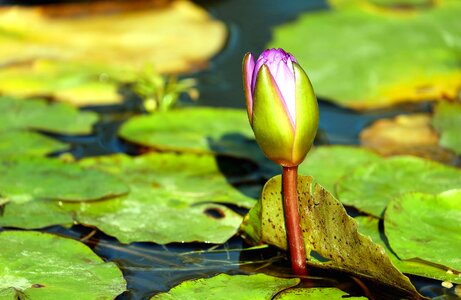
[0,157,129,203]
[241,175,421,298]
[336,156,461,217]
[0,97,98,134]
[432,101,461,155]
[151,273,299,300]
[269,0,461,110]
[298,146,381,194]
[67,152,255,244]
[385,190,461,272]
[0,130,68,158]
[0,230,126,300]
[119,108,255,156]
[360,114,456,164]
[356,216,461,283]
[274,287,367,299]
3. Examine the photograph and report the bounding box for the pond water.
[1,0,458,299]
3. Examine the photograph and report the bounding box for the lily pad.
[385,190,461,272]
[241,175,421,298]
[0,130,68,158]
[0,96,98,135]
[151,273,299,300]
[432,101,461,155]
[0,156,129,204]
[0,1,226,105]
[356,216,461,283]
[71,152,255,244]
[274,287,367,299]
[0,230,126,299]
[360,114,455,164]
[298,146,381,194]
[119,108,255,156]
[269,0,461,109]
[336,156,461,216]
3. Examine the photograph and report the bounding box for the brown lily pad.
[360,114,456,164]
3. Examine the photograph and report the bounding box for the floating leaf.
[241,175,421,298]
[336,156,461,216]
[360,114,455,164]
[151,273,299,300]
[0,156,129,204]
[0,130,68,158]
[0,96,98,135]
[0,0,226,105]
[298,146,381,194]
[432,101,461,155]
[0,199,73,229]
[119,108,255,156]
[70,153,255,244]
[274,287,367,299]
[0,230,126,299]
[0,60,123,107]
[269,0,461,109]
[356,216,461,283]
[385,190,461,273]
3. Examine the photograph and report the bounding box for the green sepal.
[292,63,319,165]
[252,65,295,166]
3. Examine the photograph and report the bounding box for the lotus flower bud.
[243,48,319,167]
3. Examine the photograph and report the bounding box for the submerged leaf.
[119,108,255,156]
[360,114,456,164]
[385,190,461,273]
[269,0,461,109]
[151,273,299,300]
[0,230,126,299]
[432,101,461,155]
[336,156,461,216]
[0,130,68,158]
[0,156,129,204]
[356,216,461,283]
[299,146,381,194]
[241,175,421,298]
[0,96,98,135]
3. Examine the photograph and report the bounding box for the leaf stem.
[282,166,307,276]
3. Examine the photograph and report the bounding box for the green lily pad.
[118,108,255,156]
[385,190,461,273]
[151,273,299,300]
[299,146,381,194]
[0,96,98,135]
[241,175,421,298]
[356,216,461,283]
[0,199,74,229]
[0,156,129,204]
[269,0,461,110]
[0,130,68,158]
[336,156,461,217]
[0,230,126,299]
[274,287,367,299]
[432,101,461,155]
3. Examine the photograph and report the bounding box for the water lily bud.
[243,48,319,167]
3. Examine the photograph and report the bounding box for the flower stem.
[282,166,307,276]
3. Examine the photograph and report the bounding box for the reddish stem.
[282,166,308,277]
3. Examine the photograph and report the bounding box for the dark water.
[1,0,459,299]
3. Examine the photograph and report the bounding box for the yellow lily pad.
[0,0,226,105]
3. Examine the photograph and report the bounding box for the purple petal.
[242,53,255,120]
